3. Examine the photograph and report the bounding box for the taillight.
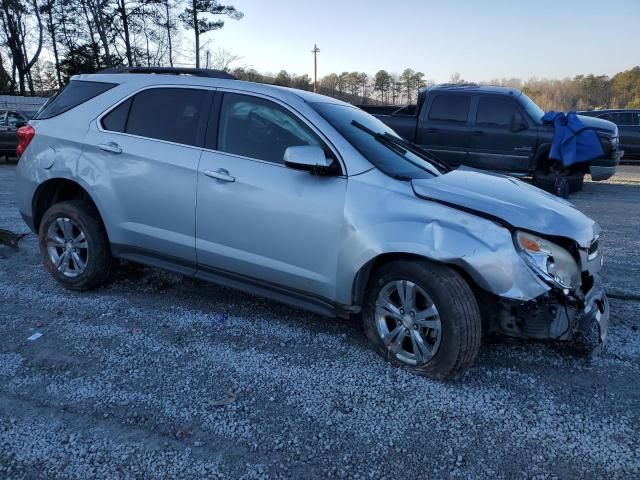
[16,125,35,157]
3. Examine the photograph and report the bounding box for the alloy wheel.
[46,217,89,278]
[375,280,442,365]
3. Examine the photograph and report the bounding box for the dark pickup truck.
[361,84,622,191]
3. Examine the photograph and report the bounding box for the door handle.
[472,130,483,136]
[204,168,235,183]
[98,142,122,154]
[426,127,438,133]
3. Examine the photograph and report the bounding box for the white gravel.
[1,164,639,479]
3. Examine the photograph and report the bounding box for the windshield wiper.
[351,120,408,154]
[379,132,452,172]
[350,120,451,173]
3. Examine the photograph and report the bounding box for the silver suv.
[15,67,609,378]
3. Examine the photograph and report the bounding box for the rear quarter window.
[101,98,132,132]
[36,80,116,119]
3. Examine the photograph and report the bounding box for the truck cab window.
[428,95,470,123]
[476,97,521,128]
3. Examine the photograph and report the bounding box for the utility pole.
[311,44,320,93]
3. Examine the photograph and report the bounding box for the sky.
[204,0,640,82]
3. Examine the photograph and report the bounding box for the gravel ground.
[1,163,639,479]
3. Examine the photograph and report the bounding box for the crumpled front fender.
[338,170,550,305]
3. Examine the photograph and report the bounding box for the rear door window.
[428,95,470,123]
[602,112,634,126]
[36,80,116,119]
[102,88,209,146]
[476,97,521,128]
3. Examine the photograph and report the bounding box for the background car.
[579,109,640,161]
[0,109,30,161]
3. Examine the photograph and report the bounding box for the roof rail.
[97,67,236,80]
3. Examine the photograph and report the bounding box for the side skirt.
[110,244,359,319]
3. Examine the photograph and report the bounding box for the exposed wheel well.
[534,146,588,174]
[32,179,101,232]
[534,145,552,171]
[352,253,483,307]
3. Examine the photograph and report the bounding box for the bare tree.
[0,0,44,94]
[40,0,62,86]
[209,45,241,71]
[179,0,242,68]
[449,71,463,84]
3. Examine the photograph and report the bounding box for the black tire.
[567,172,585,192]
[533,170,584,193]
[38,200,113,291]
[362,260,482,379]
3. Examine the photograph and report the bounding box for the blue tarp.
[542,111,604,167]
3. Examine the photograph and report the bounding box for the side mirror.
[284,146,333,175]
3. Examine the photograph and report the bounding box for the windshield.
[521,93,545,124]
[310,102,442,180]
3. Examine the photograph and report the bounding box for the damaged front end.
[485,231,609,355]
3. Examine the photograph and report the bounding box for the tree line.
[1,0,638,112]
[499,69,640,111]
[228,68,430,106]
[0,0,243,95]
[230,67,640,111]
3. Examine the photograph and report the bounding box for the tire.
[567,172,585,192]
[362,260,482,379]
[38,200,113,291]
[533,170,584,193]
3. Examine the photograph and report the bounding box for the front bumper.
[578,275,609,350]
[490,274,609,353]
[589,149,623,181]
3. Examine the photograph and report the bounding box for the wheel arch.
[32,178,106,235]
[533,143,552,170]
[351,252,485,309]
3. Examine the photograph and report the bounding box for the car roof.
[426,83,523,97]
[70,72,350,107]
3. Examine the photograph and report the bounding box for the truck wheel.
[567,172,585,192]
[38,200,113,291]
[362,260,482,379]
[533,170,584,193]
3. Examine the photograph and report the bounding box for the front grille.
[588,240,599,259]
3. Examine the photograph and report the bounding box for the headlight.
[515,231,581,290]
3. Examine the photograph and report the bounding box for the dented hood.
[411,167,599,248]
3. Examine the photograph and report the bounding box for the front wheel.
[363,260,482,379]
[533,169,585,193]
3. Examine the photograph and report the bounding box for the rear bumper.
[589,149,623,181]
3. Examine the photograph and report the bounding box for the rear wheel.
[38,200,113,290]
[362,260,482,379]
